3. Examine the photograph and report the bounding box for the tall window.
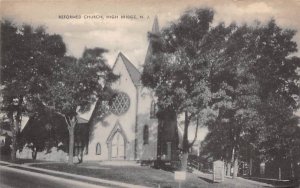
[150,100,157,118]
[143,125,149,145]
[96,143,101,155]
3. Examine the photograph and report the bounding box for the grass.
[30,161,269,188]
[0,154,50,164]
[0,154,274,188]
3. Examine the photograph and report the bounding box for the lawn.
[0,154,51,164]
[30,161,269,188]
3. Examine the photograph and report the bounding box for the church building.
[19,17,181,164]
[85,50,159,161]
[85,17,179,162]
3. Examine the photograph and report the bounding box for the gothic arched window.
[96,143,101,155]
[150,100,157,118]
[143,125,149,145]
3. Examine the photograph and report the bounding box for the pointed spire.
[144,16,160,64]
[151,15,159,34]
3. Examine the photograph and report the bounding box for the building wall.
[17,53,160,162]
[85,55,138,161]
[156,109,180,161]
[136,86,158,161]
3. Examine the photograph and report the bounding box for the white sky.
[1,0,300,69]
[1,0,300,141]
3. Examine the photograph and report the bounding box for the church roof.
[152,16,160,34]
[144,16,160,65]
[118,52,141,86]
[77,116,88,124]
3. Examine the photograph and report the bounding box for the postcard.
[1,0,300,187]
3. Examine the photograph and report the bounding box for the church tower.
[142,16,180,167]
[144,16,160,65]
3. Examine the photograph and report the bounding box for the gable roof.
[117,52,141,87]
[77,116,88,124]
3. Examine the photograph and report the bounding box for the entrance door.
[111,132,125,159]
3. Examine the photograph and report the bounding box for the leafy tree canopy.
[142,8,300,174]
[1,20,67,161]
[39,47,118,164]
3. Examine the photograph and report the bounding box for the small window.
[150,101,157,118]
[96,143,101,155]
[143,125,149,145]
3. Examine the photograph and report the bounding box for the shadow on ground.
[198,176,214,183]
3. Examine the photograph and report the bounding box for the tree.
[0,20,66,162]
[142,7,300,178]
[19,108,69,159]
[142,8,231,171]
[200,19,300,178]
[213,24,263,178]
[41,48,118,164]
[239,20,300,178]
[259,95,300,179]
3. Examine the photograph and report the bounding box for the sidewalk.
[0,160,150,188]
[98,160,140,166]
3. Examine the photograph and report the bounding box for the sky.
[2,0,300,70]
[1,0,300,141]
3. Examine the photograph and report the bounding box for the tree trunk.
[9,97,23,163]
[278,167,281,180]
[32,147,37,160]
[11,132,17,162]
[181,152,189,171]
[226,162,231,176]
[232,157,239,178]
[68,126,75,165]
[249,158,253,176]
[231,147,239,179]
[10,120,19,162]
[181,111,190,171]
[291,161,295,179]
[66,116,76,165]
[290,150,295,179]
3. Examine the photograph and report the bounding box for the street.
[0,165,107,188]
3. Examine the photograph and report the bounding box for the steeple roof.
[144,16,160,65]
[152,16,160,34]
